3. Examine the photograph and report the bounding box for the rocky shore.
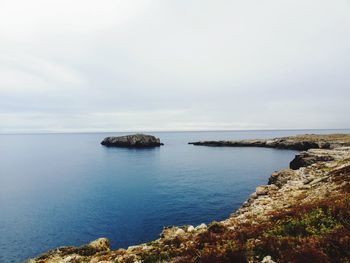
[188,134,350,151]
[101,134,163,148]
[27,134,350,263]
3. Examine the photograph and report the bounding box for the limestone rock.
[195,223,207,230]
[256,186,269,195]
[187,225,195,232]
[27,238,110,263]
[175,228,186,236]
[290,150,334,169]
[268,169,298,187]
[261,255,276,263]
[290,148,350,170]
[89,238,110,251]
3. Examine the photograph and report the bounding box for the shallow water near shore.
[0,129,348,262]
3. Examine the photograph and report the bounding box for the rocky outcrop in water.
[28,134,350,263]
[101,134,163,148]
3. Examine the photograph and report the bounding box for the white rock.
[187,225,195,232]
[261,255,276,263]
[175,228,186,235]
[195,223,207,230]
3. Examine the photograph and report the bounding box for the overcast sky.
[1,0,350,133]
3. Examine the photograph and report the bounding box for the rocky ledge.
[28,134,350,263]
[101,134,163,148]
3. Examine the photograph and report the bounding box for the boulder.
[89,238,110,251]
[256,186,269,196]
[175,229,186,236]
[268,169,298,187]
[187,225,195,232]
[101,134,163,148]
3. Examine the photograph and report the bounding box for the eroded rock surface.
[289,147,350,169]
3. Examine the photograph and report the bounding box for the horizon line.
[1,128,350,136]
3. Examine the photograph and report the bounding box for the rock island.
[101,134,163,148]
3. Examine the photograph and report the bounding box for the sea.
[0,129,348,262]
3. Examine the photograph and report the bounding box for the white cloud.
[0,54,85,92]
[0,0,150,37]
[0,0,350,132]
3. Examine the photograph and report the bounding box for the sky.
[1,0,350,133]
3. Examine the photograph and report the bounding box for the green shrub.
[266,208,339,237]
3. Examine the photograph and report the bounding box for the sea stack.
[101,134,163,148]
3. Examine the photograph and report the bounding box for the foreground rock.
[28,134,350,263]
[101,134,163,148]
[26,238,110,263]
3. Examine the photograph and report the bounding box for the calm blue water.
[0,130,348,262]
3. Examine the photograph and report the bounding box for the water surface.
[0,130,347,262]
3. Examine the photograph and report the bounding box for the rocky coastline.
[188,134,350,151]
[27,134,350,263]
